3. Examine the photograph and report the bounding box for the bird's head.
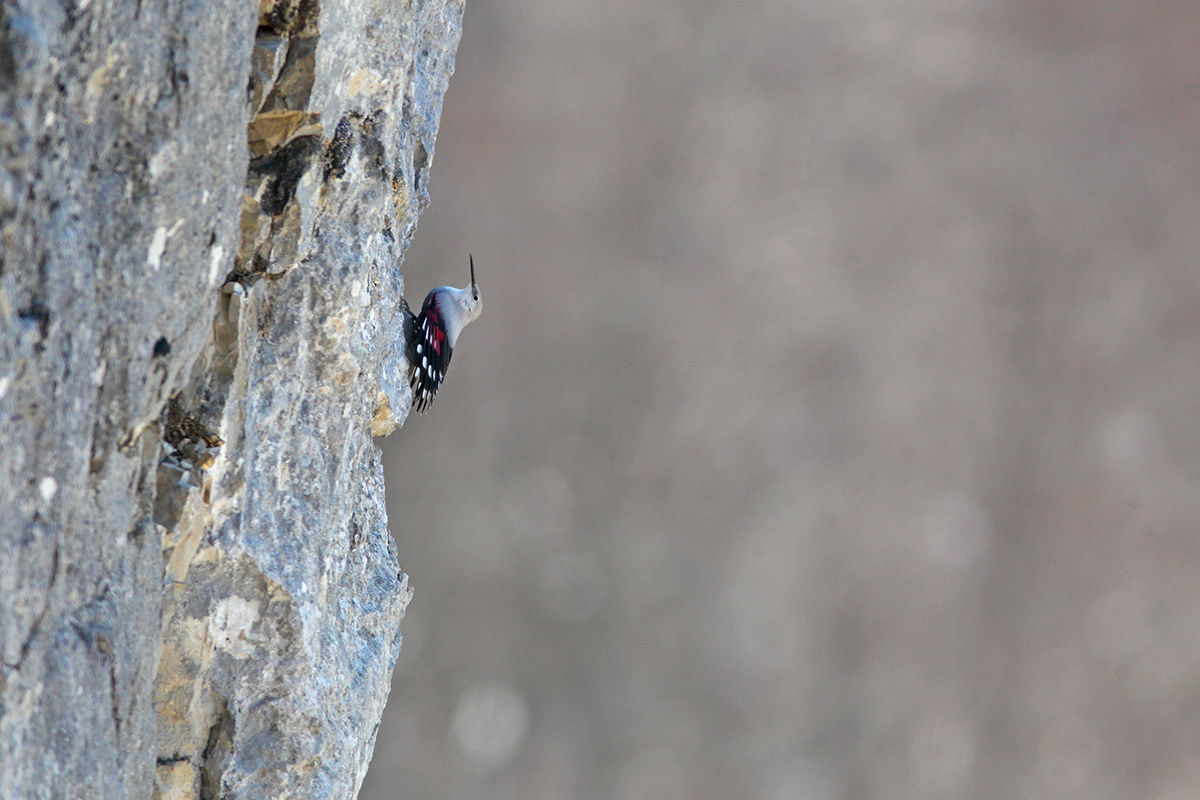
[437,255,483,347]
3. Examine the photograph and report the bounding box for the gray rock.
[0,0,461,797]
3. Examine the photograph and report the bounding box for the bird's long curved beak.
[469,254,476,290]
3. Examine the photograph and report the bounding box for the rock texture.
[0,0,462,797]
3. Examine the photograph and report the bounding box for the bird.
[402,255,483,413]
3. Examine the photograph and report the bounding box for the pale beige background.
[364,1,1200,798]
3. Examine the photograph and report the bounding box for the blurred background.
[363,1,1200,798]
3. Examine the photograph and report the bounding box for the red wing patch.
[410,294,454,413]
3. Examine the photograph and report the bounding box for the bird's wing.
[410,294,454,413]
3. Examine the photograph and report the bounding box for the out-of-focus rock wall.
[0,0,462,797]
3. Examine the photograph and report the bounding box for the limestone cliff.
[0,0,462,797]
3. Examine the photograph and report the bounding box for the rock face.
[0,0,462,797]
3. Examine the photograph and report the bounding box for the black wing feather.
[410,293,453,413]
